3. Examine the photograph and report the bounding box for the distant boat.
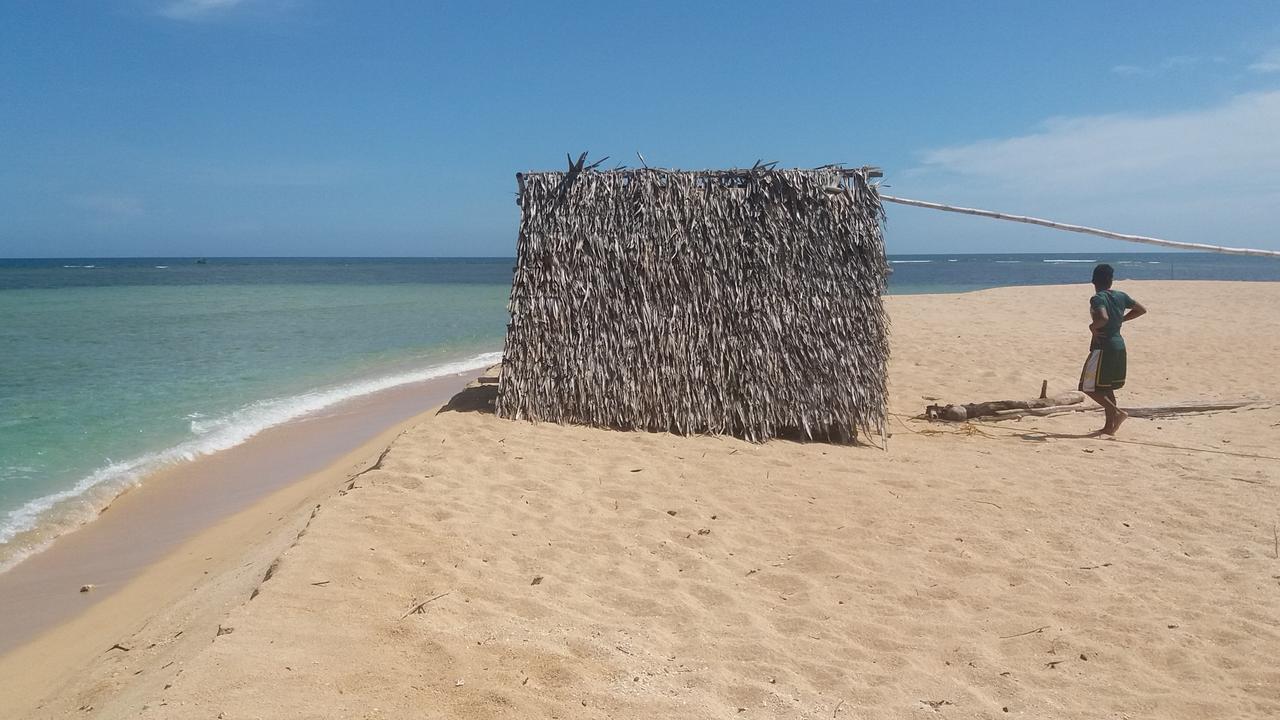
[195,258,208,265]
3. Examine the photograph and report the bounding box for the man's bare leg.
[1084,391,1116,434]
[1105,390,1128,434]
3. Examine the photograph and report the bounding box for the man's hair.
[1092,263,1114,289]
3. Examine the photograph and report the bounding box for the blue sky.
[2,1,1278,257]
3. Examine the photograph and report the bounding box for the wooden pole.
[877,194,1280,259]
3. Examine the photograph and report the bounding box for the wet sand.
[0,369,480,705]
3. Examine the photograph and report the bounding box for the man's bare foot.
[1109,410,1128,435]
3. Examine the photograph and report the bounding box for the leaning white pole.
[878,194,1280,259]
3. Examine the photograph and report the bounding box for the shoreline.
[0,368,484,710]
[0,350,504,574]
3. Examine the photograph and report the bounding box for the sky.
[1,1,1278,257]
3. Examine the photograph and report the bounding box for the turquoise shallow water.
[1,253,1277,569]
[0,258,511,567]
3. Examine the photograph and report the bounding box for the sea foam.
[0,350,502,572]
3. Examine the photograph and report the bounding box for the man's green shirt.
[1090,289,1135,351]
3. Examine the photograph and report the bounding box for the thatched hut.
[496,160,890,443]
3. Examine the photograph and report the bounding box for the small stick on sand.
[999,625,1049,639]
[833,699,845,717]
[400,591,450,620]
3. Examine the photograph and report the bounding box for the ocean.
[881,251,1280,294]
[0,258,510,570]
[1,253,1277,569]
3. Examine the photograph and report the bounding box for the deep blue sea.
[881,251,1280,294]
[0,253,1277,569]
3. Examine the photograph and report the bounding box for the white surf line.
[878,194,1280,258]
[0,350,503,570]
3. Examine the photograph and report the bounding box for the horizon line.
[0,249,1216,262]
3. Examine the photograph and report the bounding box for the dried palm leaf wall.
[496,164,890,443]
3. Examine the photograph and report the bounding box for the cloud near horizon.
[890,90,1280,251]
[1249,49,1280,74]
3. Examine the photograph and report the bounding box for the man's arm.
[1123,300,1147,322]
[1090,305,1108,333]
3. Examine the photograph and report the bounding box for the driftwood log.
[927,392,1085,421]
[928,397,1265,423]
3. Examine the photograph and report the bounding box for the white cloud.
[915,91,1280,193]
[1111,54,1222,77]
[888,91,1280,252]
[1110,64,1144,77]
[1249,49,1280,73]
[156,0,252,21]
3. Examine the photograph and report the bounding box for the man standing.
[1079,263,1146,435]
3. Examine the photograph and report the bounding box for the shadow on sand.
[1015,430,1107,442]
[438,384,498,415]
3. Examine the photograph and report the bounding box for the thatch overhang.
[496,161,890,443]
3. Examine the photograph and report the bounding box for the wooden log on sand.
[933,399,1267,423]
[927,392,1085,421]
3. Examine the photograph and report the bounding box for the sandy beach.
[0,370,483,710]
[3,280,1278,719]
